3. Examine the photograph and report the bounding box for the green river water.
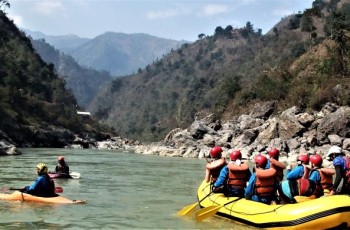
[0,148,254,229]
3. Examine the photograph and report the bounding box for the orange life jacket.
[205,158,227,183]
[227,162,250,189]
[255,167,277,197]
[318,168,335,190]
[270,158,286,182]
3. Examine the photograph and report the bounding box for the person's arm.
[331,165,343,194]
[309,170,321,183]
[286,165,303,180]
[213,166,228,188]
[23,177,42,194]
[205,167,210,183]
[245,174,256,200]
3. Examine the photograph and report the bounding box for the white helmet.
[327,145,342,157]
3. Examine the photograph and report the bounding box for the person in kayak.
[245,154,277,204]
[212,150,251,197]
[54,156,70,175]
[21,163,57,197]
[327,146,350,195]
[204,146,227,192]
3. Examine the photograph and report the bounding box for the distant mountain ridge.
[24,29,188,77]
[23,29,90,52]
[69,32,188,76]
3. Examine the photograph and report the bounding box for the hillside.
[68,32,187,76]
[88,0,350,142]
[0,10,114,147]
[30,39,113,107]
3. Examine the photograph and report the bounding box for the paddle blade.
[195,205,222,221]
[55,187,63,193]
[294,195,316,203]
[176,202,198,216]
[70,172,81,179]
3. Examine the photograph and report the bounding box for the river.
[0,148,255,229]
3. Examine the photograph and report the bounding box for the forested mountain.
[30,39,113,107]
[0,9,113,146]
[88,0,350,142]
[68,32,186,76]
[24,30,187,77]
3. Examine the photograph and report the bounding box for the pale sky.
[7,0,315,41]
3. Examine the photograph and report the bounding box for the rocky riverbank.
[133,102,350,165]
[2,102,350,166]
[0,125,140,156]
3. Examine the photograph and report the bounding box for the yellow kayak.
[0,191,86,204]
[196,180,350,229]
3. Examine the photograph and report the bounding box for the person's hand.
[212,186,219,192]
[286,165,292,170]
[327,190,336,196]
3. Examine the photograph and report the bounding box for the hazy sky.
[7,0,314,41]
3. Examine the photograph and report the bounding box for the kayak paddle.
[8,186,64,193]
[176,190,214,217]
[69,172,81,179]
[194,197,242,221]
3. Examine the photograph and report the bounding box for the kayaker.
[326,146,350,195]
[266,148,286,182]
[21,163,57,197]
[54,156,70,175]
[204,146,227,192]
[212,150,251,197]
[245,154,277,204]
[286,154,310,181]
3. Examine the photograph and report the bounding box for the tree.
[198,33,205,40]
[214,26,224,37]
[224,25,233,38]
[329,11,350,74]
[0,0,10,12]
[301,14,315,34]
[301,13,317,48]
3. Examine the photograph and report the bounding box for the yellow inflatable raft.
[0,191,86,204]
[195,180,350,229]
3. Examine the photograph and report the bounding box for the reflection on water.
[0,148,255,229]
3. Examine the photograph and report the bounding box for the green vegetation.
[3,0,350,143]
[88,0,350,142]
[0,10,113,144]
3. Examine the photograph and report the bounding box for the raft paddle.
[9,187,64,193]
[69,172,81,179]
[194,197,242,221]
[176,190,214,217]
